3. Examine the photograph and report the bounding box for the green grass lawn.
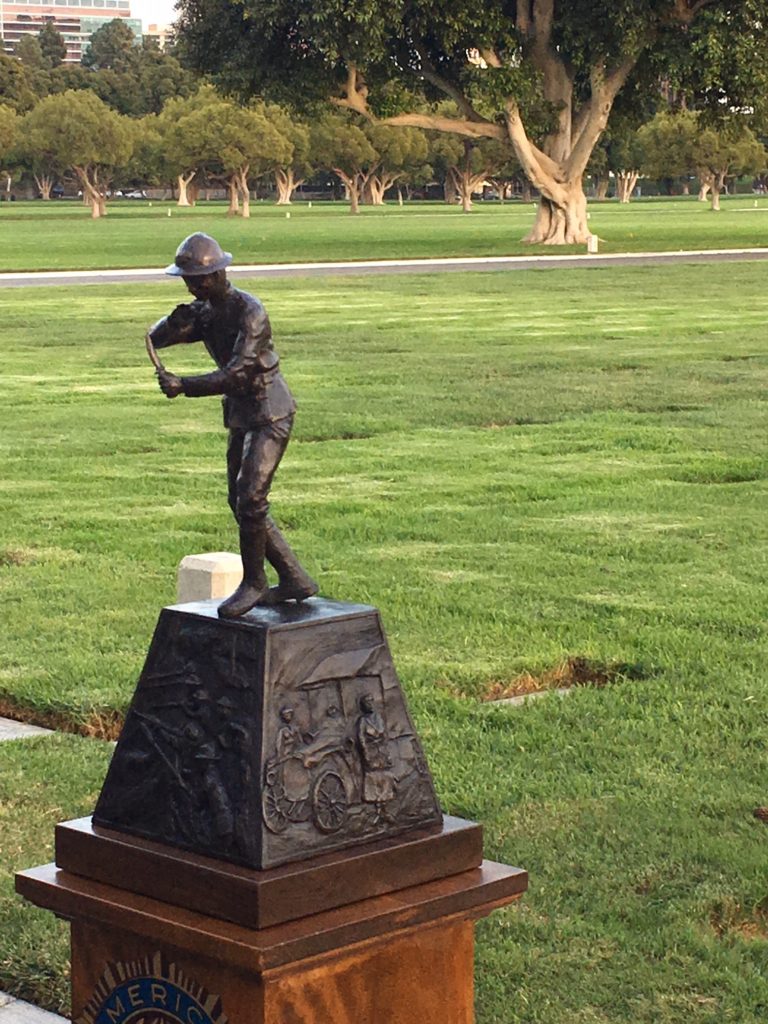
[1,195,768,271]
[1,264,768,1022]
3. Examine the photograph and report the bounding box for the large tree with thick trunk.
[156,88,227,206]
[263,105,315,205]
[19,90,134,217]
[311,115,378,214]
[175,0,768,245]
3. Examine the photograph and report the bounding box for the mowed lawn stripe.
[2,196,768,271]
[0,264,765,715]
[1,264,767,1023]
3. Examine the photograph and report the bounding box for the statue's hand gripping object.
[146,233,317,619]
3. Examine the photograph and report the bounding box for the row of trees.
[174,0,768,244]
[591,111,766,210]
[0,18,195,118]
[2,82,765,218]
[3,10,768,232]
[1,86,516,217]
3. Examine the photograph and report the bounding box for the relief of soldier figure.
[262,683,400,838]
[147,232,317,618]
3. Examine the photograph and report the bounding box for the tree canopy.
[82,18,138,71]
[20,90,134,216]
[176,0,768,244]
[14,36,46,72]
[39,21,68,69]
[0,104,19,167]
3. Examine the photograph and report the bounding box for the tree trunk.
[334,169,362,214]
[361,178,375,205]
[524,185,589,244]
[711,171,726,211]
[681,182,690,195]
[448,167,473,211]
[235,167,251,218]
[594,175,610,201]
[698,175,712,202]
[489,178,509,204]
[177,171,195,206]
[616,171,639,204]
[34,173,53,200]
[521,181,533,203]
[74,167,105,219]
[227,177,239,215]
[443,178,457,204]
[449,166,487,213]
[367,177,385,204]
[275,169,304,205]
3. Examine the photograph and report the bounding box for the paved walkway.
[0,994,64,1024]
[1,247,767,287]
[0,718,52,741]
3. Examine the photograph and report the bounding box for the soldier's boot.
[218,521,269,619]
[260,517,318,605]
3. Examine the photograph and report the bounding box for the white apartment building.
[1,1,141,63]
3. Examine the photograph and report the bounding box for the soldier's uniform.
[149,287,295,525]
[150,233,316,618]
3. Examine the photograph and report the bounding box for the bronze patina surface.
[92,600,443,869]
[149,233,316,619]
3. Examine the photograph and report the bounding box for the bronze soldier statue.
[148,232,317,619]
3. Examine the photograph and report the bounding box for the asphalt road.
[1,248,767,287]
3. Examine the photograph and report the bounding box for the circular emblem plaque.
[78,954,227,1024]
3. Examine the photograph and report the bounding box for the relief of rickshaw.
[262,676,383,835]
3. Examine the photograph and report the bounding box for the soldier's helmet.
[165,232,233,276]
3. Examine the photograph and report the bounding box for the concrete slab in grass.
[490,687,573,707]
[0,997,65,1024]
[0,718,54,741]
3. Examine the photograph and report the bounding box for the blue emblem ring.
[94,977,216,1024]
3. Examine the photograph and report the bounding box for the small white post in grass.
[286,211,291,219]
[177,552,243,604]
[587,234,599,254]
[167,208,171,217]
[308,201,312,208]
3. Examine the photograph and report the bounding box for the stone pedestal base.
[16,598,528,1022]
[17,859,527,1024]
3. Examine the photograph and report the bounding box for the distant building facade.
[1,2,142,64]
[144,21,173,49]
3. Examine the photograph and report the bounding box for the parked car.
[36,184,66,199]
[125,189,148,199]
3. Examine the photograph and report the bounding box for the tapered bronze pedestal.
[17,600,527,1024]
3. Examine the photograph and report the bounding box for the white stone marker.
[177,552,243,603]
